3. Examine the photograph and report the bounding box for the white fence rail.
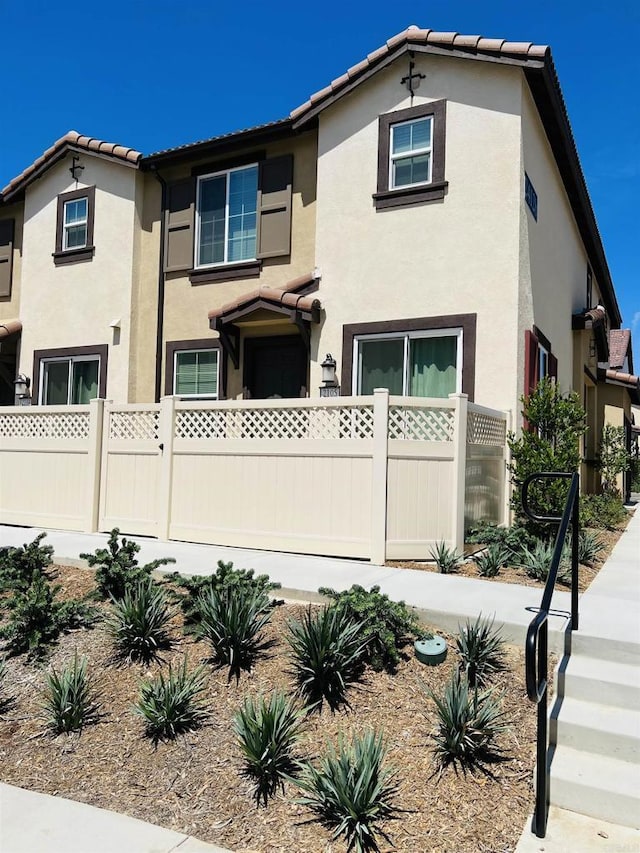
[0,392,509,561]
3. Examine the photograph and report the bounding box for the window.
[41,356,99,404]
[374,100,447,210]
[586,266,593,308]
[353,330,462,398]
[196,165,258,267]
[54,186,95,265]
[174,349,219,398]
[525,173,538,220]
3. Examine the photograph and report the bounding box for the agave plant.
[456,614,506,687]
[108,578,174,664]
[233,690,305,805]
[133,657,208,742]
[518,539,571,584]
[42,653,100,734]
[474,544,510,578]
[577,530,605,566]
[429,541,462,574]
[294,730,399,853]
[287,606,367,712]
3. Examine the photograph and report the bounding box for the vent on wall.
[525,173,538,221]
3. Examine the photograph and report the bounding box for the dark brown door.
[243,336,308,399]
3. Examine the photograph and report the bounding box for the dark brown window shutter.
[548,353,558,381]
[256,155,293,259]
[523,329,539,431]
[164,178,196,273]
[0,219,15,298]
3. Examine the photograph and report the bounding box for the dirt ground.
[0,564,538,853]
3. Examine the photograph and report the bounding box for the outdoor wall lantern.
[14,373,31,405]
[320,353,340,398]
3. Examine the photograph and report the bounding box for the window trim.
[33,344,108,405]
[586,266,593,309]
[173,348,220,399]
[374,100,447,210]
[53,186,95,265]
[388,116,433,191]
[194,163,259,270]
[342,314,476,400]
[62,196,88,251]
[165,338,222,398]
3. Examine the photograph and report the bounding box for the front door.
[244,336,308,399]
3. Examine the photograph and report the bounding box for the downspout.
[151,166,167,402]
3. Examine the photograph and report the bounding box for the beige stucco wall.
[312,53,523,414]
[18,155,139,403]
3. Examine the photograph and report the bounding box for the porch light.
[14,373,31,402]
[321,354,337,386]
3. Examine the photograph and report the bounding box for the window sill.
[189,260,262,285]
[52,246,95,265]
[372,181,448,210]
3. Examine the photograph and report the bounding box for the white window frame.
[194,163,258,269]
[39,354,100,405]
[173,348,219,399]
[62,196,88,251]
[389,116,433,191]
[352,328,463,396]
[539,343,550,381]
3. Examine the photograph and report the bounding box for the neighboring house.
[0,25,634,493]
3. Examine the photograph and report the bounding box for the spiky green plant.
[294,730,399,853]
[429,541,462,574]
[233,691,305,806]
[429,672,509,768]
[133,657,208,742]
[474,544,510,578]
[518,539,571,584]
[196,585,272,681]
[577,530,605,566]
[456,615,506,687]
[80,528,175,600]
[108,579,174,664]
[287,606,367,712]
[43,653,100,734]
[0,658,11,713]
[0,532,54,593]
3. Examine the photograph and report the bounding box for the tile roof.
[608,329,631,370]
[1,131,142,200]
[145,118,291,161]
[208,272,320,325]
[605,369,639,391]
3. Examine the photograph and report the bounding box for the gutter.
[150,167,167,402]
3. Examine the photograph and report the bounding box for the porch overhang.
[599,367,640,405]
[0,319,21,340]
[572,307,608,362]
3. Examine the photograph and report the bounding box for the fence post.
[84,398,105,533]
[157,396,176,541]
[450,393,468,554]
[371,388,389,564]
[503,408,512,526]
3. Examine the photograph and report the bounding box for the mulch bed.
[0,564,539,853]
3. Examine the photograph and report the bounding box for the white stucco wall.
[312,53,523,415]
[18,155,138,403]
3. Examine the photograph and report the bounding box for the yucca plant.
[577,530,605,566]
[133,657,208,742]
[456,615,506,687]
[196,585,272,681]
[474,544,510,578]
[294,730,399,853]
[43,653,100,734]
[429,541,462,574]
[287,606,367,712]
[518,539,571,584]
[429,672,509,769]
[108,579,174,664]
[233,690,305,805]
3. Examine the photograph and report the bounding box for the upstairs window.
[53,186,95,265]
[63,197,88,250]
[196,165,258,267]
[389,117,433,189]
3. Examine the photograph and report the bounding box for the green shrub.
[318,585,419,672]
[466,522,534,560]
[134,657,208,742]
[196,585,272,681]
[429,672,509,769]
[109,579,174,664]
[518,540,571,585]
[429,541,462,574]
[456,615,506,687]
[163,560,280,632]
[579,493,627,530]
[295,729,399,853]
[598,423,631,495]
[287,606,367,712]
[577,530,605,566]
[0,658,12,713]
[233,691,305,806]
[81,529,175,600]
[43,653,99,734]
[0,532,54,593]
[474,544,510,578]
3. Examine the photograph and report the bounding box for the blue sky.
[2,0,638,365]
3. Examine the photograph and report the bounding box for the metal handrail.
[522,471,580,839]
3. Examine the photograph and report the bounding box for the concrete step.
[550,697,640,761]
[550,745,640,828]
[570,624,640,665]
[557,654,640,709]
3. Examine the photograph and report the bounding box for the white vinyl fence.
[0,391,509,562]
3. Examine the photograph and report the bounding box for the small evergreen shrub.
[0,532,54,593]
[598,423,631,495]
[108,579,174,664]
[456,615,506,687]
[81,529,175,600]
[466,522,533,560]
[429,541,462,574]
[294,730,399,853]
[43,653,99,734]
[318,585,419,672]
[134,658,208,742]
[577,530,605,566]
[518,539,571,585]
[233,691,305,806]
[287,606,367,712]
[196,585,272,681]
[579,493,627,530]
[474,545,510,578]
[429,672,509,769]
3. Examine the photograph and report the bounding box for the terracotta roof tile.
[426,31,459,45]
[0,319,22,340]
[609,329,631,370]
[208,272,319,324]
[452,34,482,49]
[605,369,639,390]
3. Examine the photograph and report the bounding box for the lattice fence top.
[388,406,454,441]
[109,410,159,441]
[175,405,375,440]
[0,411,90,440]
[467,410,507,446]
